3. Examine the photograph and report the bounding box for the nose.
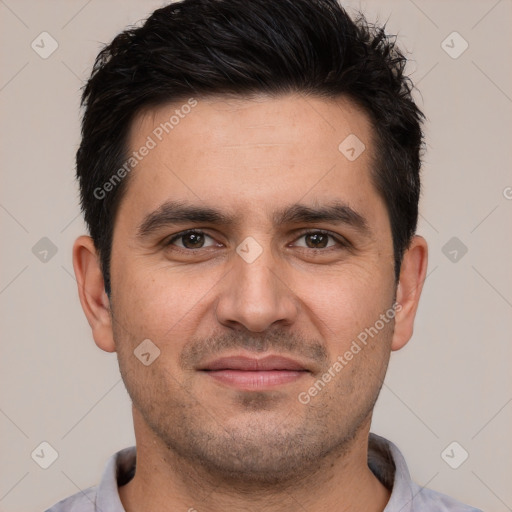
[214,241,299,333]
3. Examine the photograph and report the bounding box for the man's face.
[108,94,397,481]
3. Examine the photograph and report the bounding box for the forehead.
[116,93,384,230]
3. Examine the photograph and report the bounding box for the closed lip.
[198,354,310,372]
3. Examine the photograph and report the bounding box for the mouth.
[198,354,310,390]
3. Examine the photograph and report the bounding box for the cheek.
[112,259,219,346]
[298,266,394,354]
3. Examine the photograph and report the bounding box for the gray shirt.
[45,433,482,511]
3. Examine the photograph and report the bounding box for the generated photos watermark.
[298,301,402,405]
[93,97,198,200]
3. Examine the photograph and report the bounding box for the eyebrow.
[272,202,369,233]
[136,199,370,239]
[137,200,235,239]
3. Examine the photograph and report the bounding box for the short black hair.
[77,0,424,295]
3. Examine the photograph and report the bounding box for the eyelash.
[165,229,350,252]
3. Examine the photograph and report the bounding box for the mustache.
[179,328,329,371]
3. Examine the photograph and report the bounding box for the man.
[47,0,481,510]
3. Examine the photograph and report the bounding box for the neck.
[119,408,390,512]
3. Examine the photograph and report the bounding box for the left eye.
[293,231,340,249]
[167,230,219,249]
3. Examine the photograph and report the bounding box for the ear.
[391,235,428,351]
[72,235,116,353]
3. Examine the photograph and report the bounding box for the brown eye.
[304,232,330,248]
[181,232,205,248]
[167,230,217,249]
[293,230,342,250]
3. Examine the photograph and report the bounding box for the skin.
[73,93,428,512]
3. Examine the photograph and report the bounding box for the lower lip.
[203,370,308,390]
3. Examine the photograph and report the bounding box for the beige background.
[1,0,511,511]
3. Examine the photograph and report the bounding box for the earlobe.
[72,235,116,353]
[391,235,428,351]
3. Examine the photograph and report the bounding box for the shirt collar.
[96,446,136,512]
[369,433,416,512]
